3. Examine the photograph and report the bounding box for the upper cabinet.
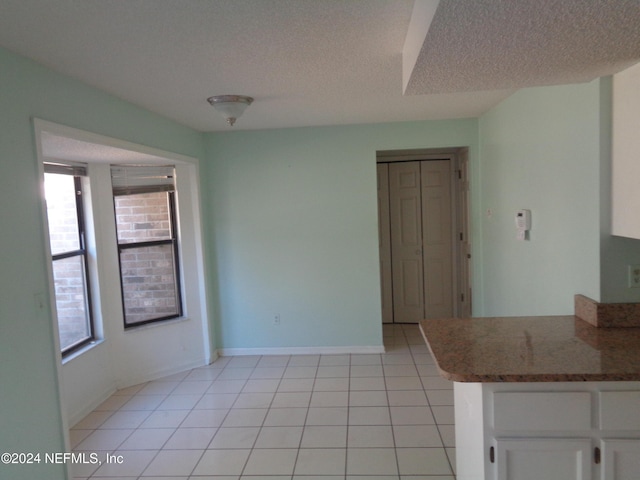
[612,62,640,239]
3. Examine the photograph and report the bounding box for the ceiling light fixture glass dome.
[207,95,254,126]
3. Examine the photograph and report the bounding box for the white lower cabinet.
[600,439,640,480]
[599,391,640,479]
[490,437,640,479]
[491,390,593,479]
[494,438,592,480]
[454,382,640,480]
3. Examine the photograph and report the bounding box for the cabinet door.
[599,392,640,430]
[495,438,592,480]
[601,439,640,479]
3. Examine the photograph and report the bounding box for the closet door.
[457,150,472,318]
[421,160,453,318]
[377,164,393,323]
[389,162,424,323]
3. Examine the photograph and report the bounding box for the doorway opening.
[377,148,471,323]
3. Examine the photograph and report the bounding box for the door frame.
[376,147,471,320]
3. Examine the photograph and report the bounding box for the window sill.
[124,316,190,333]
[61,339,105,365]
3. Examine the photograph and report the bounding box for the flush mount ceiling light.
[207,95,254,126]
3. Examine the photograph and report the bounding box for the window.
[112,166,183,328]
[44,164,94,354]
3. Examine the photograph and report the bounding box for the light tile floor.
[71,323,456,479]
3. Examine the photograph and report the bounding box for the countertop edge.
[436,373,640,383]
[419,317,640,383]
[419,324,471,383]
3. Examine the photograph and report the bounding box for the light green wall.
[0,46,203,480]
[478,79,605,315]
[205,121,479,349]
[204,78,640,335]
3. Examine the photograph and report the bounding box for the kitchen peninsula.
[420,315,640,480]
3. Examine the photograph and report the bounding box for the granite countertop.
[419,316,640,382]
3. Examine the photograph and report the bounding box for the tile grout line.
[344,353,352,479]
[151,359,228,479]
[383,335,403,479]
[235,355,263,478]
[182,365,226,479]
[177,355,249,478]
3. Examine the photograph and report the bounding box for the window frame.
[44,168,96,356]
[114,188,184,329]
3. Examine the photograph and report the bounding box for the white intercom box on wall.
[515,209,531,240]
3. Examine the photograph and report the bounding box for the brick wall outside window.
[115,193,171,244]
[114,192,180,325]
[52,256,89,349]
[44,172,91,351]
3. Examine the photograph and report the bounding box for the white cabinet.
[493,391,592,431]
[491,392,593,480]
[612,61,640,239]
[601,439,640,480]
[599,391,640,430]
[454,382,640,480]
[495,438,592,480]
[598,391,640,479]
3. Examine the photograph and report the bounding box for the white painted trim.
[217,345,386,357]
[117,359,211,390]
[33,118,197,165]
[67,357,211,427]
[33,118,71,460]
[67,384,118,429]
[207,350,219,365]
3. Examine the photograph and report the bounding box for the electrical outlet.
[273,314,281,325]
[628,265,640,288]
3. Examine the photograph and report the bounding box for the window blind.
[44,161,87,176]
[111,165,175,196]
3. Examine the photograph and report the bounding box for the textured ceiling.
[404,0,640,94]
[1,0,639,132]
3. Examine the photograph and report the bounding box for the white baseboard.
[118,358,210,390]
[68,354,217,428]
[67,383,119,428]
[217,345,385,357]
